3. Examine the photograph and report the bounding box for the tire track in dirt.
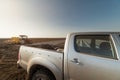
[0,44,26,80]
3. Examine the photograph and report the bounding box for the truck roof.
[70,32,120,35]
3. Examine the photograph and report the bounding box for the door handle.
[71,58,83,65]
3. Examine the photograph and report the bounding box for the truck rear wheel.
[31,70,55,80]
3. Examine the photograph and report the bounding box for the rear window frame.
[74,34,118,60]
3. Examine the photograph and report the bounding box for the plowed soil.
[0,44,27,80]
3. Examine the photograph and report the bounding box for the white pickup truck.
[17,32,120,80]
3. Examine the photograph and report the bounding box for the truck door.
[68,35,120,80]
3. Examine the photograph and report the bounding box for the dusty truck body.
[17,32,120,80]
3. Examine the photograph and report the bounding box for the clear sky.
[0,0,120,38]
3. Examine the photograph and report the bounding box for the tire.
[31,70,55,80]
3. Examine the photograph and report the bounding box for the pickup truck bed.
[18,45,63,71]
[18,44,64,80]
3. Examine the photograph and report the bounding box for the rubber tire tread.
[31,69,55,80]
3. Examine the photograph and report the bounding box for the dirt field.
[0,38,65,80]
[0,44,27,80]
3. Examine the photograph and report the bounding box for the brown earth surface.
[0,38,65,80]
[0,44,27,80]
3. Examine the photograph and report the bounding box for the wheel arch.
[28,64,56,80]
[27,57,62,80]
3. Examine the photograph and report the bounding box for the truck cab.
[64,32,120,80]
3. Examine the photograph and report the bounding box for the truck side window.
[74,35,117,59]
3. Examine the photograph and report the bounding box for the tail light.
[18,52,20,60]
